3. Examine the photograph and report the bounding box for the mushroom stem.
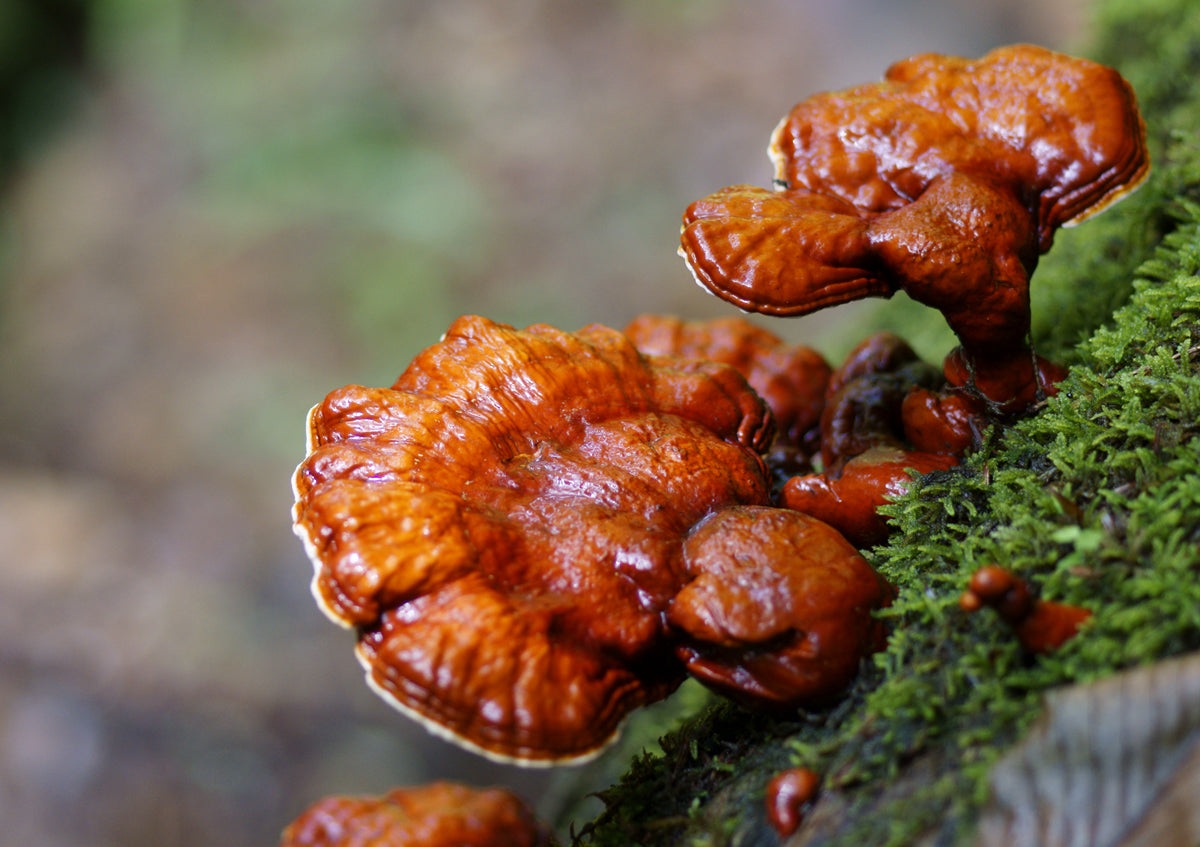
[942,345,1068,413]
[866,172,1044,409]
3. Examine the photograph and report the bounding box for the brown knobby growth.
[782,446,958,549]
[960,564,1092,653]
[669,506,890,710]
[765,767,821,838]
[293,316,890,763]
[279,782,554,847]
[680,45,1148,411]
[818,332,942,469]
[623,323,965,545]
[777,333,960,547]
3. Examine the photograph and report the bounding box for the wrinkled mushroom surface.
[294,316,895,762]
[680,45,1148,409]
[293,315,775,763]
[279,782,553,847]
[668,506,891,708]
[624,314,831,449]
[623,314,832,470]
[769,45,1148,239]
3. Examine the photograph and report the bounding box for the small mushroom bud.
[765,767,821,838]
[960,564,1092,653]
[781,446,957,548]
[900,385,983,457]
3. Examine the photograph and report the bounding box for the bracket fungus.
[279,782,554,847]
[623,314,832,473]
[679,44,1148,411]
[669,506,890,710]
[293,315,890,764]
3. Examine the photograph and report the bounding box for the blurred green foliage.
[0,0,87,176]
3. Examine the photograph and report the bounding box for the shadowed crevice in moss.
[566,1,1200,844]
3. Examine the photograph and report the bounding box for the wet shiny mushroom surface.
[293,315,890,764]
[279,782,554,847]
[680,44,1148,410]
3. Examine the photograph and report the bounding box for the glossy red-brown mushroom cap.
[681,45,1147,318]
[292,316,774,764]
[623,314,832,451]
[667,506,891,709]
[682,46,1146,409]
[279,782,553,847]
[781,447,959,548]
[770,44,1149,249]
[680,184,886,317]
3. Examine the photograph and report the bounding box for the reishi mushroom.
[280,42,1140,840]
[293,315,890,764]
[817,332,941,470]
[279,782,554,847]
[781,446,958,549]
[959,564,1092,653]
[765,767,821,838]
[776,332,960,547]
[623,314,832,474]
[669,506,890,710]
[679,44,1148,411]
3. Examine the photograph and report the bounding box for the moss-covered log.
[559,0,1200,843]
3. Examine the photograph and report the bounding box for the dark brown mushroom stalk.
[292,316,891,765]
[679,45,1148,412]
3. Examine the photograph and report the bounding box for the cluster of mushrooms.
[283,45,1147,845]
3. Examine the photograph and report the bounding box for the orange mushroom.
[781,446,958,549]
[959,564,1092,653]
[765,767,821,838]
[818,332,940,470]
[623,314,832,473]
[668,506,891,710]
[776,333,960,548]
[293,316,889,763]
[680,45,1148,411]
[279,782,554,847]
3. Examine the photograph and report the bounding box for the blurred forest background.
[0,1,1083,844]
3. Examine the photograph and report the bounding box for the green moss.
[566,1,1200,844]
